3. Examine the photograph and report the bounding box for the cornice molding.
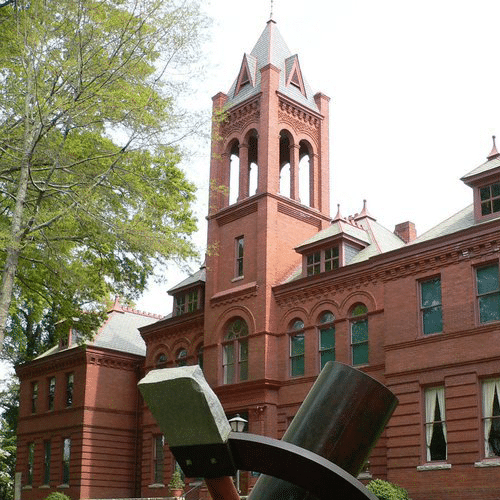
[210,281,258,308]
[16,348,87,380]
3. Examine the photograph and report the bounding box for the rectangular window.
[290,333,305,377]
[480,182,500,216]
[236,236,244,277]
[319,325,335,369]
[31,382,38,414]
[62,438,71,485]
[65,373,74,408]
[421,277,443,334]
[351,319,368,366]
[43,440,51,485]
[153,435,164,484]
[48,377,56,411]
[187,290,198,312]
[223,344,235,384]
[306,252,321,276]
[482,378,500,458]
[239,338,249,381]
[424,387,447,462]
[27,442,35,486]
[477,264,500,323]
[174,294,185,316]
[324,246,339,272]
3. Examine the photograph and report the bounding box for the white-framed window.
[235,236,244,277]
[476,263,500,323]
[424,387,447,462]
[318,312,335,370]
[482,378,500,458]
[420,276,443,335]
[153,434,164,484]
[62,437,71,485]
[350,304,368,366]
[223,318,249,384]
[289,319,305,377]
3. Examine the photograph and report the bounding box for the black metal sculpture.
[138,361,398,500]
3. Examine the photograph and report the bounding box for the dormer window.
[306,246,340,276]
[480,182,500,216]
[174,288,201,316]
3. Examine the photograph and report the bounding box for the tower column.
[310,153,319,209]
[290,144,300,202]
[238,143,249,201]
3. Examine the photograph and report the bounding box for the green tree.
[0,376,18,500]
[0,0,209,348]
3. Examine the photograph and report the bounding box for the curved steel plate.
[228,433,378,500]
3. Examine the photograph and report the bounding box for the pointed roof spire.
[269,0,274,21]
[487,135,500,160]
[354,199,376,221]
[332,204,343,222]
[226,21,319,111]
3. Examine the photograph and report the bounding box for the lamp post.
[228,414,248,492]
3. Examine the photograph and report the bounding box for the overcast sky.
[137,0,500,314]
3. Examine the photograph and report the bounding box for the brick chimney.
[394,221,417,243]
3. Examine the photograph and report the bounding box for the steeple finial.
[487,135,500,160]
[269,0,274,20]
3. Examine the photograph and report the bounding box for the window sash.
[424,387,447,462]
[27,442,35,485]
[66,373,74,407]
[236,237,244,277]
[187,290,198,312]
[31,382,38,414]
[48,377,56,411]
[351,319,368,365]
[477,265,500,323]
[154,435,164,484]
[43,441,51,485]
[324,246,339,272]
[482,378,500,458]
[290,333,305,376]
[319,326,335,369]
[62,438,71,484]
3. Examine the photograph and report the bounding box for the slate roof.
[168,264,206,294]
[283,207,406,283]
[226,20,319,112]
[36,298,163,359]
[461,156,500,184]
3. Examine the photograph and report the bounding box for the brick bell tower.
[204,20,331,417]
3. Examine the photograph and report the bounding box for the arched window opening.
[350,304,368,366]
[229,141,240,206]
[279,132,292,197]
[318,311,335,370]
[289,319,305,377]
[156,353,168,368]
[176,349,187,367]
[299,141,312,207]
[248,134,259,196]
[223,318,249,384]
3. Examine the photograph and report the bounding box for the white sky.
[139,0,500,315]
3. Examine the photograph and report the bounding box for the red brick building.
[15,20,500,500]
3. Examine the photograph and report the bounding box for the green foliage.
[0,377,18,500]
[0,0,210,346]
[44,493,72,500]
[168,470,185,490]
[366,479,411,500]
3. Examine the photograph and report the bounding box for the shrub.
[44,493,71,500]
[366,479,410,500]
